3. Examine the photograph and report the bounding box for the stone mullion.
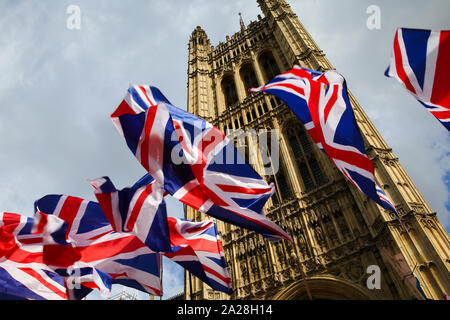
[228,242,239,300]
[393,161,433,213]
[251,50,266,87]
[405,225,449,298]
[232,63,246,104]
[425,218,450,266]
[399,229,441,298]
[277,128,303,197]
[428,264,449,296]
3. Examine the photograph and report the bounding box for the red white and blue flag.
[111,85,291,241]
[89,174,171,253]
[250,66,399,218]
[385,28,450,131]
[163,217,232,294]
[31,211,113,298]
[34,194,164,296]
[0,212,69,300]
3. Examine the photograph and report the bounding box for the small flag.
[163,217,232,294]
[239,12,245,32]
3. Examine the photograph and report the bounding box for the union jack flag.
[111,85,291,241]
[0,212,69,300]
[1,211,121,300]
[34,194,164,296]
[89,174,171,253]
[0,211,47,245]
[31,211,113,298]
[163,217,232,294]
[385,28,450,131]
[250,66,400,218]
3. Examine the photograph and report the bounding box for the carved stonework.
[420,218,437,230]
[185,0,450,301]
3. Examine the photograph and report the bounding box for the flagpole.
[189,271,193,300]
[160,254,163,300]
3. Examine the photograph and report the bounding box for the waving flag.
[89,174,171,253]
[34,195,113,246]
[385,28,450,131]
[250,66,400,219]
[32,211,114,298]
[163,217,232,294]
[111,85,291,241]
[76,232,162,296]
[0,211,47,245]
[34,194,163,296]
[0,216,69,300]
[1,211,114,299]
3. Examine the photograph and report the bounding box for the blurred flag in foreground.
[34,194,163,297]
[0,212,71,299]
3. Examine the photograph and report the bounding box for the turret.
[187,27,215,118]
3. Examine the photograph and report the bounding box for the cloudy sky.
[0,0,448,299]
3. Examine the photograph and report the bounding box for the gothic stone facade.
[184,0,450,300]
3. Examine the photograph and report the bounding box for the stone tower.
[185,0,450,300]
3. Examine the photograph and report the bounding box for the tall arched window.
[286,123,326,191]
[221,75,238,108]
[240,64,259,93]
[258,51,281,82]
[261,130,293,205]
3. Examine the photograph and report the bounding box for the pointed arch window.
[261,130,293,205]
[221,75,238,108]
[286,124,326,191]
[240,64,259,94]
[258,51,281,82]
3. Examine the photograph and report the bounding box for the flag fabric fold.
[111,85,291,241]
[89,175,171,253]
[163,217,232,294]
[250,66,400,219]
[385,27,450,131]
[0,212,69,300]
[1,211,113,299]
